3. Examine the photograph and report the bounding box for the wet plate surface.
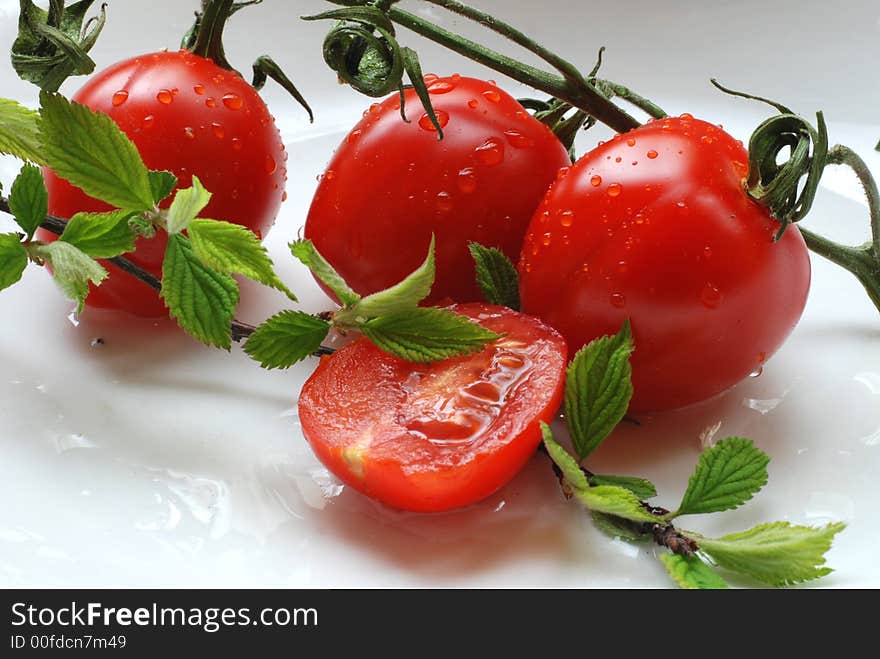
[1,1,879,587]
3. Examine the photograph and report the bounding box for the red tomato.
[298,303,567,512]
[38,50,287,316]
[519,115,810,412]
[304,75,570,305]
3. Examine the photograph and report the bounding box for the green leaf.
[149,170,178,204]
[0,233,29,291]
[161,233,239,350]
[34,240,107,312]
[188,219,296,300]
[360,307,499,363]
[343,236,435,320]
[468,242,520,310]
[565,320,634,459]
[290,239,360,307]
[591,512,645,541]
[660,554,729,590]
[8,163,48,238]
[243,311,330,369]
[12,0,106,92]
[166,176,211,234]
[39,91,153,211]
[573,485,661,524]
[59,209,138,259]
[698,522,846,587]
[0,99,44,164]
[591,474,657,500]
[540,422,589,490]
[675,437,770,516]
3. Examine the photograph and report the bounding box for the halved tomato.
[298,303,567,512]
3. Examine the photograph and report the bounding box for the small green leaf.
[0,99,44,163]
[359,307,499,363]
[243,311,330,369]
[188,219,296,300]
[161,233,239,349]
[675,437,770,517]
[148,170,178,204]
[572,485,661,524]
[591,512,645,541]
[343,236,435,320]
[468,242,520,310]
[290,239,360,306]
[660,554,729,590]
[39,91,153,211]
[697,521,845,587]
[540,422,589,490]
[8,163,48,238]
[60,209,138,258]
[591,474,657,500]
[166,176,211,234]
[0,233,29,291]
[565,320,634,459]
[34,240,107,312]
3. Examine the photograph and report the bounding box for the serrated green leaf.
[591,474,657,499]
[675,437,770,517]
[0,99,44,164]
[573,484,661,524]
[39,91,153,211]
[540,421,589,490]
[161,233,239,350]
[468,242,520,310]
[60,209,138,258]
[565,320,634,459]
[290,239,360,307]
[166,176,211,234]
[243,310,330,369]
[188,219,296,300]
[591,512,645,541]
[149,170,177,204]
[360,307,499,363]
[660,554,729,590]
[342,236,435,321]
[0,233,29,291]
[8,163,47,238]
[34,240,107,312]
[697,521,845,587]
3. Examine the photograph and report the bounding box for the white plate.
[2,0,879,587]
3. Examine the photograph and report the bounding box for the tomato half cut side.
[298,303,568,513]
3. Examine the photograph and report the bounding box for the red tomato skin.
[38,50,287,316]
[298,304,567,512]
[304,76,571,305]
[519,116,811,412]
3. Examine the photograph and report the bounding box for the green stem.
[800,227,880,312]
[191,0,236,70]
[826,145,880,256]
[384,3,639,133]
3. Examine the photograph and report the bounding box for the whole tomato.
[519,115,811,412]
[304,75,570,305]
[38,50,287,316]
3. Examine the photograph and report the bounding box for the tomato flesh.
[304,75,571,305]
[298,303,567,512]
[519,116,811,412]
[38,50,287,316]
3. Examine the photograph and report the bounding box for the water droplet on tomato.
[757,351,767,363]
[264,155,277,174]
[211,122,225,139]
[680,112,693,120]
[701,135,714,144]
[626,138,636,147]
[474,137,504,166]
[590,175,602,187]
[369,102,381,113]
[231,137,242,151]
[482,89,501,103]
[111,90,128,106]
[457,167,477,193]
[428,80,456,94]
[749,367,763,378]
[281,191,288,202]
[451,73,462,82]
[704,245,713,258]
[559,210,574,227]
[436,191,454,213]
[183,127,195,139]
[497,354,525,369]
[607,183,622,197]
[617,260,628,273]
[206,97,217,108]
[647,149,658,159]
[156,89,173,104]
[467,98,479,109]
[193,84,205,95]
[486,79,497,86]
[631,161,638,166]
[558,166,570,178]
[325,170,336,181]
[701,283,722,308]
[142,115,155,130]
[347,129,362,144]
[541,232,552,246]
[172,88,179,95]
[222,93,243,110]
[676,201,687,208]
[419,110,449,131]
[610,292,626,308]
[504,130,533,148]
[423,73,439,85]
